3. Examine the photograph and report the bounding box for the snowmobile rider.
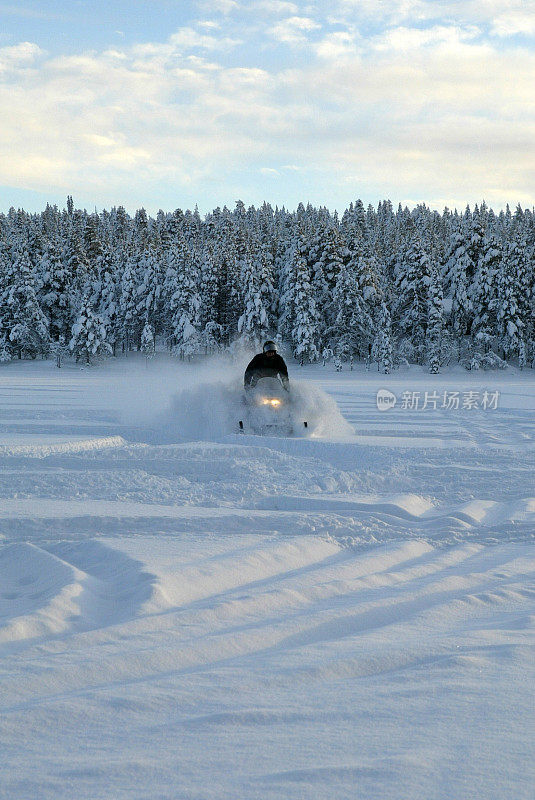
[244,341,289,391]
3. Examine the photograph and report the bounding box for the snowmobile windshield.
[246,375,288,408]
[246,371,288,391]
[251,375,287,394]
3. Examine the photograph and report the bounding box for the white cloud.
[169,27,241,51]
[334,0,535,33]
[491,11,535,36]
[122,26,240,75]
[279,22,535,205]
[373,24,480,52]
[315,30,360,59]
[269,15,321,45]
[0,41,44,71]
[254,0,299,13]
[1,19,534,210]
[335,0,431,25]
[104,49,128,60]
[85,134,117,148]
[97,146,152,167]
[197,0,240,14]
[197,20,221,29]
[0,35,278,198]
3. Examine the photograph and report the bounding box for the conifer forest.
[1,197,533,372]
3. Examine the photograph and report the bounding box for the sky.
[1,0,534,215]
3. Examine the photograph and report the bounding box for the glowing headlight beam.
[261,398,281,407]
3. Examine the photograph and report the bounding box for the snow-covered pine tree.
[84,213,103,277]
[136,246,163,338]
[496,240,524,358]
[69,293,111,365]
[54,334,69,368]
[335,239,381,358]
[317,223,345,290]
[169,247,201,359]
[372,302,393,374]
[62,224,89,303]
[351,198,366,233]
[329,261,373,358]
[321,346,333,365]
[237,235,274,348]
[37,241,72,342]
[133,207,150,251]
[237,253,267,348]
[471,232,501,352]
[162,236,185,350]
[375,200,396,266]
[466,204,486,283]
[211,214,242,345]
[443,218,473,337]
[357,249,381,310]
[140,321,155,359]
[119,253,141,353]
[277,230,300,343]
[507,228,532,334]
[306,235,328,334]
[0,195,533,369]
[196,245,220,349]
[97,248,121,356]
[291,243,319,363]
[0,245,11,359]
[0,340,11,362]
[1,240,49,359]
[427,262,444,373]
[392,219,430,363]
[518,336,526,370]
[109,205,131,258]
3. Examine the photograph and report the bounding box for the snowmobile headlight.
[268,398,281,407]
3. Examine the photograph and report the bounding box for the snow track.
[0,359,534,799]
[2,534,534,799]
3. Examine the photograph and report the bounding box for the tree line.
[0,196,533,373]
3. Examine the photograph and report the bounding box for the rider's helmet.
[263,340,277,354]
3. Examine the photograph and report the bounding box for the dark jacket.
[244,352,289,389]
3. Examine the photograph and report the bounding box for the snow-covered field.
[1,356,534,800]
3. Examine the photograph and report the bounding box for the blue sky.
[1,0,534,214]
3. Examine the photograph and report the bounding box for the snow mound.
[0,541,155,646]
[0,542,93,643]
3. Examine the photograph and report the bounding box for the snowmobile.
[238,375,307,436]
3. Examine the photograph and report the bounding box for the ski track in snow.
[0,358,534,800]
